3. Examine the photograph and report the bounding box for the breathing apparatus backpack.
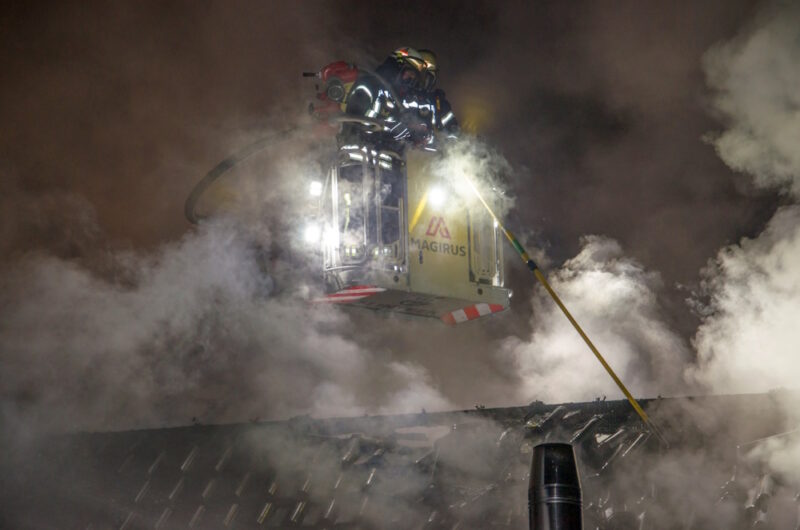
[303,61,359,124]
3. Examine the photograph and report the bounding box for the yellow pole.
[459,171,668,445]
[408,190,429,233]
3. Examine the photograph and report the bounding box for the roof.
[1,392,797,529]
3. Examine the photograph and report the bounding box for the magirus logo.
[425,216,451,239]
[413,216,465,257]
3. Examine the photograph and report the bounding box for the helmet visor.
[398,65,421,89]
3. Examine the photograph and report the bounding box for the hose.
[183,117,391,225]
[185,60,410,225]
[184,128,297,224]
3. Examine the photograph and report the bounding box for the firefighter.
[417,49,459,138]
[342,47,449,149]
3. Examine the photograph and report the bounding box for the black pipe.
[529,443,582,530]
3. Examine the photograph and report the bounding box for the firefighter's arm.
[434,90,460,136]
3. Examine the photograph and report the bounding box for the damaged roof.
[1,392,798,529]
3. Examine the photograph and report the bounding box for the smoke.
[743,427,800,487]
[502,235,691,403]
[482,2,800,521]
[0,1,777,430]
[2,2,800,525]
[0,211,452,437]
[425,137,697,406]
[235,413,512,528]
[694,0,800,395]
[431,137,514,217]
[690,206,800,393]
[0,3,525,442]
[690,0,800,488]
[704,1,800,197]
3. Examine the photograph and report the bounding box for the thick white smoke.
[503,235,691,403]
[703,1,800,196]
[0,212,452,436]
[693,0,800,484]
[431,137,515,217]
[694,1,800,396]
[690,206,800,393]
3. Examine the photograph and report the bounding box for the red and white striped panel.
[311,285,386,304]
[441,303,505,325]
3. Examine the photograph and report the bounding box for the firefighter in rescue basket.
[305,47,510,325]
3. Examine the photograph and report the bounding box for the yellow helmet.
[418,49,438,91]
[419,49,437,72]
[391,47,426,71]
